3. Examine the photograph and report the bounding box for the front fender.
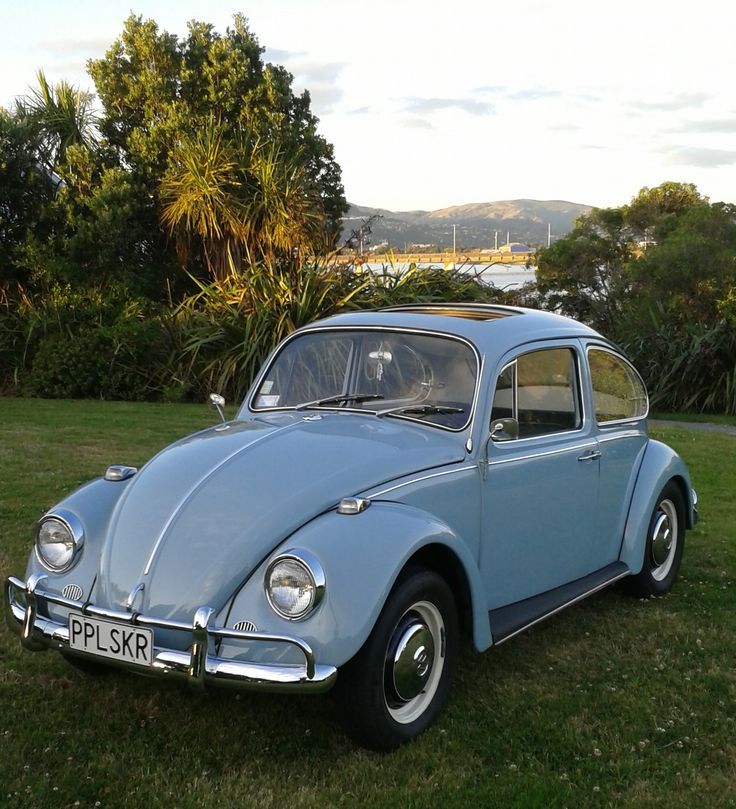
[619,439,695,574]
[23,477,134,592]
[221,501,491,669]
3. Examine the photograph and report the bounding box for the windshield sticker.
[261,380,274,394]
[257,394,280,407]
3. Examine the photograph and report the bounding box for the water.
[362,262,536,290]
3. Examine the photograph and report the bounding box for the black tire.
[336,568,459,752]
[625,481,685,597]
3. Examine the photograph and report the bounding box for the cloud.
[264,47,305,63]
[674,118,736,134]
[474,85,506,94]
[264,52,347,114]
[474,85,562,102]
[303,83,344,114]
[403,117,434,130]
[403,97,495,116]
[508,87,561,101]
[631,92,709,111]
[346,106,371,116]
[549,122,582,131]
[664,146,736,168]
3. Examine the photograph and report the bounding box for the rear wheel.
[337,569,459,751]
[626,481,685,597]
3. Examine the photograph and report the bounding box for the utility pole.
[453,224,457,257]
[547,223,551,248]
[506,231,510,246]
[494,230,498,250]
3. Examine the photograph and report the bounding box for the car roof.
[299,304,606,352]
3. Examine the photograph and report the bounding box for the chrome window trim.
[586,344,650,426]
[34,508,85,573]
[488,344,587,445]
[247,325,482,434]
[366,464,478,499]
[264,549,326,622]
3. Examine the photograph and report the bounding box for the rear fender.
[619,439,695,574]
[221,501,491,668]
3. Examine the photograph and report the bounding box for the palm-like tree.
[16,70,98,172]
[160,119,248,281]
[160,119,329,280]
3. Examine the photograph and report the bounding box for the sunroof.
[380,303,521,321]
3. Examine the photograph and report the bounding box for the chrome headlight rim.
[264,549,326,622]
[34,508,84,573]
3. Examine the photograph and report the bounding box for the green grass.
[1,399,735,808]
[650,411,736,427]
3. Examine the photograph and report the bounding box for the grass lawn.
[1,399,734,809]
[651,411,736,427]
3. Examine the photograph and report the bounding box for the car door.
[480,342,602,610]
[586,344,649,562]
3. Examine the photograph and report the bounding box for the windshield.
[251,329,478,430]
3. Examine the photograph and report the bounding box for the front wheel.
[625,481,685,597]
[337,569,459,751]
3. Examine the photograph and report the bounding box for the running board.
[489,562,630,645]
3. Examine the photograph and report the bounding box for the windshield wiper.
[294,393,385,411]
[377,403,465,418]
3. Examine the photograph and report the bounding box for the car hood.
[96,413,465,619]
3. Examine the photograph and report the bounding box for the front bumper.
[6,573,337,693]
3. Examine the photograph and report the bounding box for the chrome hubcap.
[384,601,444,724]
[649,498,678,581]
[392,620,435,702]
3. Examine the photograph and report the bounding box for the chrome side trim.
[493,569,630,646]
[597,430,644,443]
[367,465,477,499]
[487,443,596,467]
[6,576,335,692]
[142,420,300,575]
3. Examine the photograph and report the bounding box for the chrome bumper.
[6,574,337,693]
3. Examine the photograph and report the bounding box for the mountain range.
[341,199,592,251]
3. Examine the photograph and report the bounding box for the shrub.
[25,318,171,400]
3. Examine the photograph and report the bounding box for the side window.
[491,348,581,439]
[589,348,648,424]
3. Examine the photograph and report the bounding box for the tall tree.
[88,14,347,279]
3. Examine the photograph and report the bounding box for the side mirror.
[490,417,519,442]
[209,392,226,424]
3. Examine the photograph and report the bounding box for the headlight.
[35,510,84,572]
[265,550,325,620]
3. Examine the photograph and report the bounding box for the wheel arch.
[399,543,474,642]
[619,439,694,574]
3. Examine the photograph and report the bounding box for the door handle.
[577,449,602,462]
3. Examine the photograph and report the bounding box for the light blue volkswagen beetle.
[6,304,697,750]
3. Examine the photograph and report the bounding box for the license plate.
[68,614,153,667]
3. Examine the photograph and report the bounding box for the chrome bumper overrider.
[5,574,337,693]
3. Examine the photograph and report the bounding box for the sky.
[2,0,735,212]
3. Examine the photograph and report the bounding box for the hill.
[341,199,592,250]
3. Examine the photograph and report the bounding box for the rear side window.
[491,347,581,438]
[588,348,648,424]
